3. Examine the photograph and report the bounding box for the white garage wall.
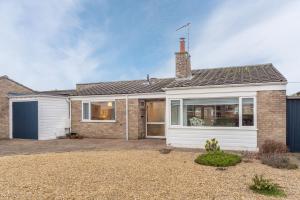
[9,96,70,140]
[38,97,70,140]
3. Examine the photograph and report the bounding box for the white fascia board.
[164,82,286,96]
[163,82,286,91]
[8,94,69,100]
[70,92,166,101]
[9,97,40,102]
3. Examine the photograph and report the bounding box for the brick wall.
[175,52,191,78]
[138,100,146,139]
[257,90,286,147]
[71,99,143,139]
[128,99,139,139]
[0,78,33,139]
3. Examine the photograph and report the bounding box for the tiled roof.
[73,63,286,96]
[165,63,286,88]
[73,78,175,96]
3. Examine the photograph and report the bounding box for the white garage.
[9,94,70,140]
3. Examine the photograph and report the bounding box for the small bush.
[205,138,220,152]
[159,148,172,154]
[260,140,287,154]
[195,151,241,167]
[241,151,259,160]
[250,174,286,197]
[66,132,84,139]
[261,154,298,169]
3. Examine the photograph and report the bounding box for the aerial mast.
[176,22,191,53]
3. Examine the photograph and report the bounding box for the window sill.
[169,126,257,131]
[81,120,116,123]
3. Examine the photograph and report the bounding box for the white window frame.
[81,100,116,123]
[145,100,166,139]
[169,99,182,127]
[240,97,256,128]
[169,97,256,129]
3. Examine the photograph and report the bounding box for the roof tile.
[73,63,286,96]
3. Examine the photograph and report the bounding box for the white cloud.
[157,0,300,94]
[0,0,105,90]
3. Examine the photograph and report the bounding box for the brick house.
[0,76,33,139]
[7,38,287,151]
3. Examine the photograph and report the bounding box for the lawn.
[0,150,299,199]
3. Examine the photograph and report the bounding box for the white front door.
[146,100,165,138]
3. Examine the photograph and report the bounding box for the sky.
[0,0,300,94]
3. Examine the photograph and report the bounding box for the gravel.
[0,150,299,200]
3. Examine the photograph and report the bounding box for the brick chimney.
[175,38,191,78]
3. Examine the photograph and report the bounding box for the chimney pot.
[180,37,186,52]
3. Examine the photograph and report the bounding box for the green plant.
[250,174,286,197]
[261,154,298,169]
[194,151,241,167]
[205,138,220,152]
[260,140,287,154]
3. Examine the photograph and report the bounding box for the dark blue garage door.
[13,101,38,139]
[287,98,300,152]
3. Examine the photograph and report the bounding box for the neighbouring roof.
[0,75,34,92]
[73,63,287,96]
[289,91,300,98]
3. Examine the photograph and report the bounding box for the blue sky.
[0,0,300,94]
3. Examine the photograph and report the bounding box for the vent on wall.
[139,100,145,108]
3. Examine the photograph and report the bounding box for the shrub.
[241,151,259,160]
[260,140,287,154]
[261,154,298,169]
[159,148,172,154]
[66,132,83,139]
[250,174,286,197]
[195,151,241,167]
[205,138,220,152]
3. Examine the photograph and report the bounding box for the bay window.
[170,97,255,128]
[82,101,116,121]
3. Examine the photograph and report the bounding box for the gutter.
[68,98,72,133]
[7,94,69,99]
[69,92,166,99]
[125,95,129,141]
[162,82,287,91]
[287,96,300,99]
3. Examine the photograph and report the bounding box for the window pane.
[91,101,115,120]
[83,103,89,120]
[171,100,180,125]
[242,98,254,126]
[183,98,239,105]
[183,98,239,127]
[146,101,165,122]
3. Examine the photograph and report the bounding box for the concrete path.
[0,138,167,156]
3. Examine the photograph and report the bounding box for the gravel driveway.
[0,150,299,200]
